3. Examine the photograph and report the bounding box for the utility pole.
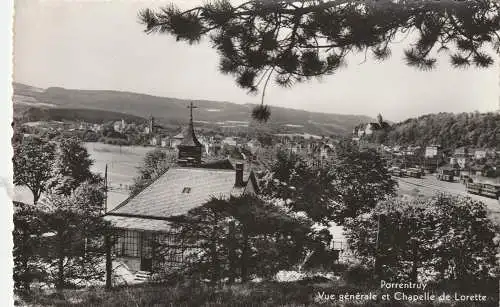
[105,231,112,290]
[228,220,236,284]
[103,163,113,290]
[104,164,108,214]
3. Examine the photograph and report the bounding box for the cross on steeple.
[187,102,198,124]
[177,102,202,166]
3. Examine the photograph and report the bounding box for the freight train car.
[466,182,500,199]
[389,167,404,177]
[405,168,422,178]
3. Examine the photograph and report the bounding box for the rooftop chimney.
[235,163,244,187]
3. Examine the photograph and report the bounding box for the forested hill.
[369,112,499,149]
[12,82,374,136]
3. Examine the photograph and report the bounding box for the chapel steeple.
[177,102,202,166]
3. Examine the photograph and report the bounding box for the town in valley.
[14,89,500,211]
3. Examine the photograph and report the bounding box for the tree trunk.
[105,231,112,290]
[241,228,249,283]
[374,215,382,280]
[228,221,236,284]
[455,250,465,283]
[21,257,30,291]
[410,241,418,282]
[31,188,40,205]
[56,235,65,290]
[21,230,30,291]
[210,228,218,286]
[374,254,381,280]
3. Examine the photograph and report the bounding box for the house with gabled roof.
[104,103,259,274]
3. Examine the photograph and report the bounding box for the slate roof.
[105,215,172,232]
[107,167,252,219]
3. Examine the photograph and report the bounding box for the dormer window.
[182,187,191,193]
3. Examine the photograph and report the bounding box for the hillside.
[16,107,146,124]
[367,112,499,149]
[12,82,373,136]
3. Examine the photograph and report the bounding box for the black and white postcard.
[7,0,500,306]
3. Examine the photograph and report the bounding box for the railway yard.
[397,175,500,224]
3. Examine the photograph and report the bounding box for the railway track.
[396,176,500,213]
[397,177,469,197]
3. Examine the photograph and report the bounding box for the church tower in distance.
[149,115,154,135]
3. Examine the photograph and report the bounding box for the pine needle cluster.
[139,0,500,122]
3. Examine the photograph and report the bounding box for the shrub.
[343,264,374,286]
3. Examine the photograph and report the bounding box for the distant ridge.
[12,82,375,135]
[16,107,146,124]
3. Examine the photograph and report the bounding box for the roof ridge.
[170,166,237,172]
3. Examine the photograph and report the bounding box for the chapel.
[104,103,258,274]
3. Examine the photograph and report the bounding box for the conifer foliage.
[165,194,321,283]
[129,149,177,196]
[139,0,500,121]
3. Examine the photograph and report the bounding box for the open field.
[14,143,152,210]
[85,143,152,211]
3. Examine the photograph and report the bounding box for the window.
[114,230,140,257]
[182,187,191,193]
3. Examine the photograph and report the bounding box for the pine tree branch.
[140,0,500,95]
[261,68,275,106]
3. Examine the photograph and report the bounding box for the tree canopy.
[129,148,177,195]
[139,0,500,121]
[13,136,109,290]
[46,137,101,195]
[13,136,56,204]
[344,194,499,284]
[260,141,396,225]
[40,183,108,289]
[167,194,327,283]
[366,111,500,149]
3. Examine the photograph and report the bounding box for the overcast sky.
[13,0,499,121]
